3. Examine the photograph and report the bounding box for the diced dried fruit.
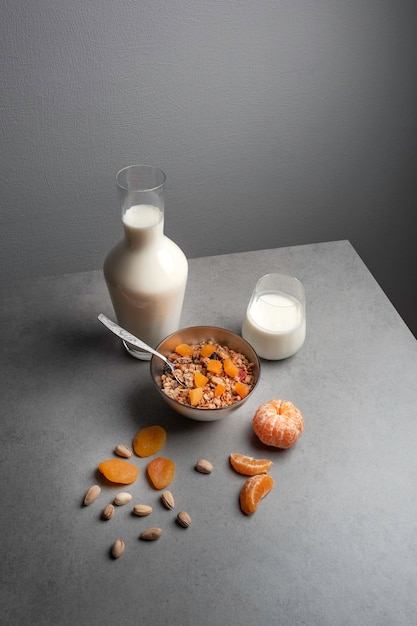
[223,358,239,377]
[207,359,223,374]
[147,457,176,489]
[229,453,272,476]
[189,387,203,406]
[83,484,101,506]
[133,425,167,457]
[98,459,139,484]
[235,382,250,398]
[200,344,217,358]
[214,383,226,398]
[239,474,274,515]
[194,371,209,388]
[175,343,194,356]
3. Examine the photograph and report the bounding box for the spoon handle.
[98,314,168,363]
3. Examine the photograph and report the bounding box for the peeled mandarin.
[253,399,304,449]
[98,459,139,484]
[133,425,167,457]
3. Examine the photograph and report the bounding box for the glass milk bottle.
[103,165,188,359]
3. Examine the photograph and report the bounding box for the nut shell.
[177,511,192,528]
[140,527,162,541]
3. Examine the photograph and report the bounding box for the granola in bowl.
[150,326,261,421]
[162,340,256,409]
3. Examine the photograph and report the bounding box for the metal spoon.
[98,314,187,388]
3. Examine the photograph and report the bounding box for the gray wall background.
[1,0,416,336]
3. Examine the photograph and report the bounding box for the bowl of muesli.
[150,326,261,421]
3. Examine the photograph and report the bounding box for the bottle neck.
[122,204,164,247]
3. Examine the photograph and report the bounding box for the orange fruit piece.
[189,387,203,406]
[239,474,274,515]
[98,459,139,484]
[229,453,272,476]
[194,371,209,388]
[214,383,226,398]
[207,359,223,374]
[175,343,194,357]
[253,399,304,449]
[147,457,176,489]
[133,425,167,457]
[223,358,239,377]
[235,381,250,398]
[200,344,216,358]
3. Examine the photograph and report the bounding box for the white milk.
[242,291,306,360]
[103,204,188,352]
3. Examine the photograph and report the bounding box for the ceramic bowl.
[150,326,261,421]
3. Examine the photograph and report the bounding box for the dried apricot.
[98,459,139,484]
[235,381,250,398]
[230,453,272,476]
[253,399,304,449]
[147,457,176,489]
[200,344,217,358]
[223,358,239,378]
[194,371,209,388]
[214,383,226,398]
[207,359,223,374]
[189,387,203,406]
[133,425,167,457]
[239,474,274,515]
[175,343,194,357]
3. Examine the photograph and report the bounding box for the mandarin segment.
[98,459,139,484]
[229,453,272,476]
[253,399,304,449]
[147,457,176,489]
[239,474,274,515]
[133,425,167,457]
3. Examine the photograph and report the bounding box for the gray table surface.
[1,240,416,626]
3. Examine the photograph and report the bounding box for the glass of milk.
[241,274,306,360]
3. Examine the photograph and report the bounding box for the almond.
[161,490,175,510]
[140,527,162,541]
[133,504,153,517]
[111,538,125,558]
[83,484,101,506]
[114,492,132,506]
[177,511,192,528]
[114,444,133,458]
[195,459,213,474]
[102,503,114,520]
